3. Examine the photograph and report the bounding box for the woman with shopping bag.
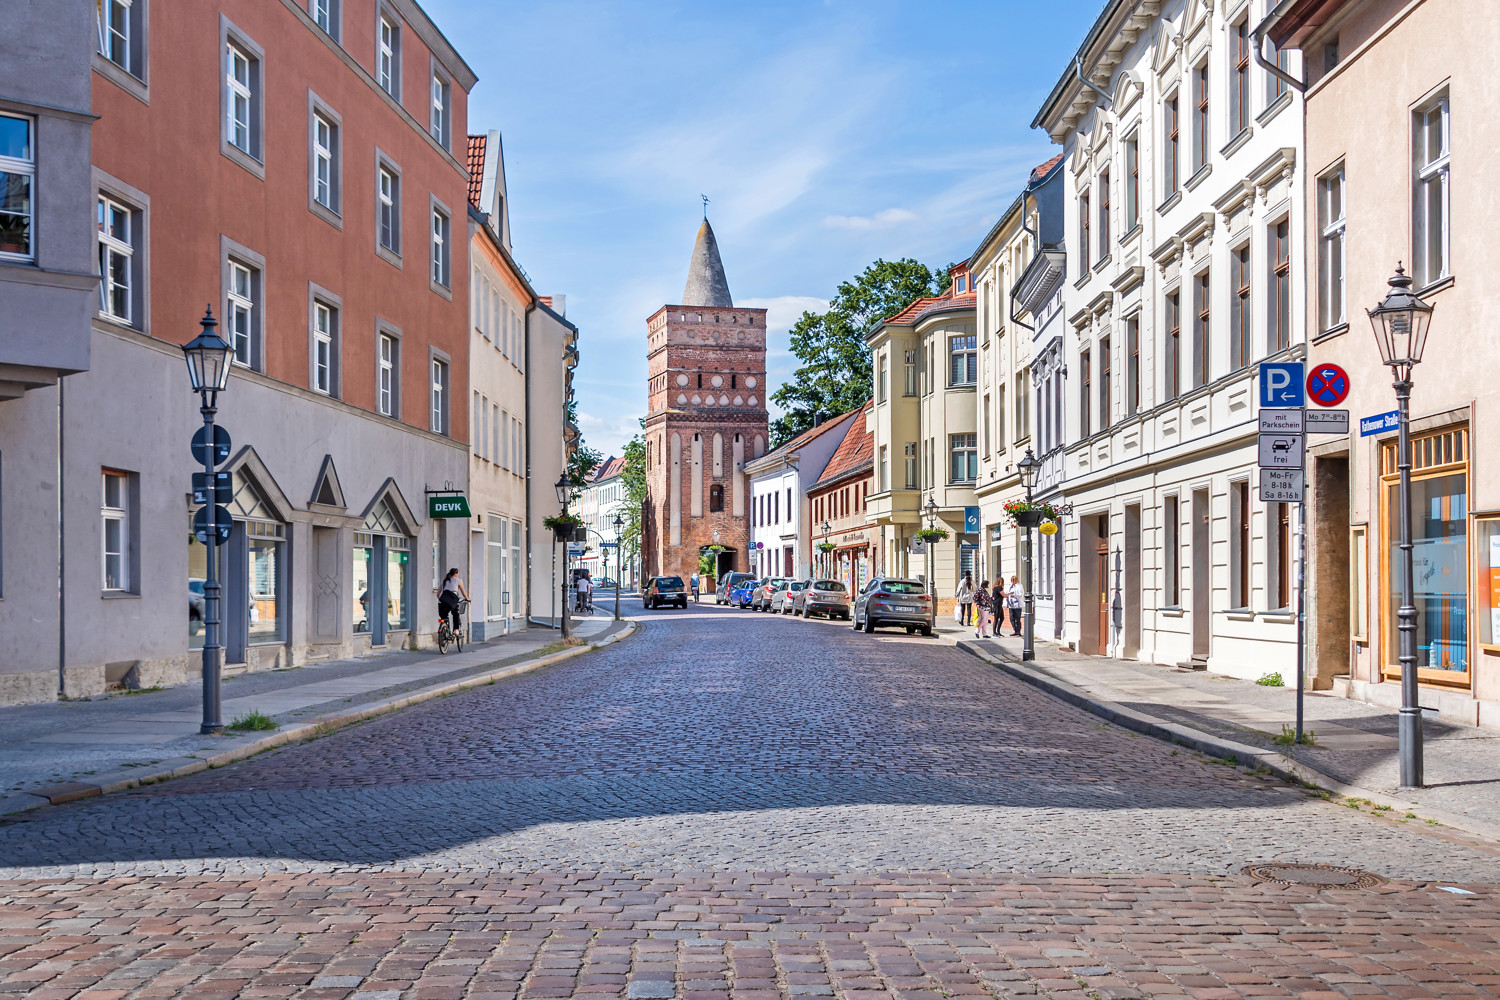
[954,572,975,627]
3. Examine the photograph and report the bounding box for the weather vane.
[700,194,709,219]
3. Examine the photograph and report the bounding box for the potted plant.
[1003,499,1062,529]
[816,541,837,554]
[543,513,583,541]
[913,527,949,545]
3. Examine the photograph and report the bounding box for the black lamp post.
[1368,264,1434,790]
[612,513,624,621]
[923,496,939,600]
[1015,448,1041,661]
[821,519,832,578]
[182,307,235,735]
[554,473,574,640]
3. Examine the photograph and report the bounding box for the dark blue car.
[729,579,758,608]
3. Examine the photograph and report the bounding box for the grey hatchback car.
[852,577,934,635]
[792,579,850,619]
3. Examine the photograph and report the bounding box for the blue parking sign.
[1259,361,1305,408]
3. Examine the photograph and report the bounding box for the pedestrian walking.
[991,578,1007,635]
[1005,575,1023,637]
[974,579,992,639]
[954,572,975,627]
[575,572,594,613]
[690,572,701,603]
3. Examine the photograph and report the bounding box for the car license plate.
[895,604,918,612]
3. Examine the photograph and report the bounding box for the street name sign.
[427,494,471,518]
[1259,361,1306,408]
[1258,433,1305,468]
[1259,408,1305,433]
[1306,408,1350,434]
[1360,410,1400,436]
[1259,468,1305,503]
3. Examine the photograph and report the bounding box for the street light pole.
[613,513,624,621]
[821,519,831,578]
[555,474,574,641]
[1368,264,1433,789]
[1016,448,1040,662]
[923,497,938,601]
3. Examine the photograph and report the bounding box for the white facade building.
[746,413,857,580]
[579,456,630,585]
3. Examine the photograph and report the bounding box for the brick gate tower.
[642,219,768,583]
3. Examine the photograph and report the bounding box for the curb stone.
[956,638,1500,846]
[9,621,638,816]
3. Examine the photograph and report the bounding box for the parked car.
[716,571,757,605]
[751,577,789,611]
[793,579,850,619]
[729,578,762,611]
[771,579,807,614]
[643,575,688,609]
[594,577,618,590]
[852,578,934,635]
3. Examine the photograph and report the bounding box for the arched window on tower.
[709,484,724,513]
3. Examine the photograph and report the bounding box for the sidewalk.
[0,614,628,816]
[937,618,1500,838]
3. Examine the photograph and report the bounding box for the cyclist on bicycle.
[438,568,469,635]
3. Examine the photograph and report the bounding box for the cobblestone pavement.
[2,601,1499,998]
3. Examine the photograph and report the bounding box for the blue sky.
[421,0,1102,459]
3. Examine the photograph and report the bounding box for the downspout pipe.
[1010,173,1046,333]
[1073,56,1114,109]
[524,298,536,626]
[1253,1,1307,94]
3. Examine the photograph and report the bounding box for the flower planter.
[1012,509,1044,529]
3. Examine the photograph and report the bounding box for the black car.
[644,575,688,609]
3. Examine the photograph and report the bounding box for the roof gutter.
[1254,0,1308,93]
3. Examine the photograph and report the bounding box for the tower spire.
[682,217,733,308]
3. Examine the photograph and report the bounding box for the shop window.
[229,472,285,644]
[487,515,507,621]
[1475,517,1500,654]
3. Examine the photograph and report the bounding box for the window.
[709,484,724,513]
[431,206,450,288]
[1323,37,1340,74]
[97,195,134,323]
[996,384,1006,452]
[312,300,336,395]
[377,163,400,255]
[877,354,887,403]
[1125,134,1139,231]
[1231,243,1250,369]
[378,15,399,97]
[1098,169,1110,252]
[1267,39,1291,102]
[1413,92,1450,287]
[1014,369,1029,440]
[102,470,131,592]
[430,72,450,147]
[1193,271,1210,387]
[1272,502,1292,610]
[949,335,977,386]
[226,41,256,156]
[430,358,448,434]
[1318,165,1346,331]
[310,0,336,36]
[0,114,34,259]
[1164,495,1180,606]
[97,0,144,77]
[1164,94,1180,195]
[378,332,397,416]
[227,260,256,368]
[904,442,918,490]
[1192,63,1209,172]
[1099,334,1112,431]
[903,350,918,396]
[949,434,977,483]
[1079,348,1092,438]
[1126,315,1140,416]
[1271,219,1291,352]
[1165,291,1181,400]
[1079,189,1091,269]
[1230,19,1250,136]
[1232,481,1250,608]
[312,110,338,213]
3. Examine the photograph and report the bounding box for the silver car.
[771,580,807,614]
[751,577,789,611]
[852,577,934,635]
[793,579,851,619]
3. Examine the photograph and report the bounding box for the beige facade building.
[1271,0,1500,729]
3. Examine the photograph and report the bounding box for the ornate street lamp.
[820,519,832,578]
[182,307,235,734]
[555,473,574,640]
[923,496,939,600]
[1015,448,1041,661]
[1368,264,1434,789]
[612,513,624,621]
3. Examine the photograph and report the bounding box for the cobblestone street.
[3,602,1499,997]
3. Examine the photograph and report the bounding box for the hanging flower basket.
[914,527,949,544]
[543,513,583,540]
[1003,499,1062,528]
[816,541,837,553]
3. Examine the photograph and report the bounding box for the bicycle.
[436,598,469,654]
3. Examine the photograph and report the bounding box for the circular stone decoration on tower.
[676,393,687,405]
[1241,863,1386,890]
[711,375,723,388]
[748,396,758,406]
[691,394,701,406]
[733,395,744,406]
[676,374,689,387]
[746,377,757,389]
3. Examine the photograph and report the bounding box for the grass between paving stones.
[1256,671,1284,686]
[1274,723,1318,746]
[227,710,279,732]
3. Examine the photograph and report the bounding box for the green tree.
[770,258,946,444]
[618,420,648,568]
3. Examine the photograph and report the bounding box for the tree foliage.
[618,420,648,564]
[770,258,947,445]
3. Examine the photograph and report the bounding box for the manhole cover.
[1242,863,1386,889]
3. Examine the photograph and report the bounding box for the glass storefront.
[1477,519,1500,650]
[247,522,283,643]
[387,539,410,630]
[487,516,506,620]
[353,534,373,634]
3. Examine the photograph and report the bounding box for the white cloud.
[820,208,919,230]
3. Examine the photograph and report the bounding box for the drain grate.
[1242,863,1387,889]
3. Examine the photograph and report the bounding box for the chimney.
[812,412,823,428]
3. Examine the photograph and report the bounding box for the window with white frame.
[1163,93,1180,195]
[102,469,131,591]
[96,0,142,76]
[97,195,134,323]
[377,164,399,254]
[949,335,977,386]
[1318,165,1346,330]
[378,332,397,416]
[378,15,399,97]
[949,433,977,483]
[430,72,450,147]
[430,357,448,434]
[1125,133,1140,230]
[903,350,918,396]
[1192,61,1209,172]
[312,111,337,212]
[227,260,256,367]
[431,206,449,287]
[1230,18,1250,136]
[312,300,336,395]
[225,41,256,155]
[310,0,337,37]
[1413,91,1450,287]
[0,114,35,260]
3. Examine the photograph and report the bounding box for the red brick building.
[642,220,767,581]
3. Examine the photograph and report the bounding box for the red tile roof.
[762,410,858,463]
[466,134,486,209]
[592,455,626,482]
[1031,153,1064,181]
[813,402,874,490]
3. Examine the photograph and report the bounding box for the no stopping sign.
[1306,364,1350,407]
